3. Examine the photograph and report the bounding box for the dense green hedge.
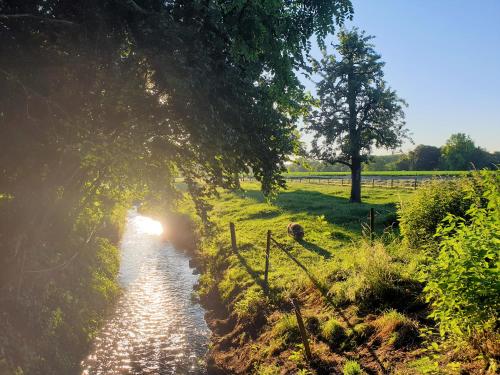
[422,172,499,347]
[398,179,474,249]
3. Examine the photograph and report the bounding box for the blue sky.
[299,0,500,153]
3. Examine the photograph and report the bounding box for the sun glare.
[133,216,164,235]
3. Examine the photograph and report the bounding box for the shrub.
[328,241,414,308]
[271,313,300,345]
[422,172,499,341]
[321,318,347,346]
[343,360,363,375]
[399,179,472,249]
[373,310,420,349]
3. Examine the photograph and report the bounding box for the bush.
[271,313,300,345]
[373,310,420,349]
[328,241,416,308]
[399,179,473,249]
[321,318,347,346]
[343,360,363,375]
[422,172,499,341]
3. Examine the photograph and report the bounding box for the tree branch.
[318,156,352,168]
[0,14,78,26]
[122,0,152,14]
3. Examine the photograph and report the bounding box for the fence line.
[230,206,378,297]
[240,175,460,190]
[228,204,386,364]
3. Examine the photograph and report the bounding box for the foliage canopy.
[0,0,353,372]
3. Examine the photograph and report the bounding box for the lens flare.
[133,216,164,235]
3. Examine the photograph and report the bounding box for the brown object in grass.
[287,222,304,240]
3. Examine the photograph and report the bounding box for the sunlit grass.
[195,181,416,307]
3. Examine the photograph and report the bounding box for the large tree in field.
[306,29,408,202]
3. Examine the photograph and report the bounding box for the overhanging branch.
[0,14,78,26]
[318,156,352,168]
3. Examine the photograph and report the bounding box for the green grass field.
[194,181,433,373]
[202,181,415,295]
[189,176,497,374]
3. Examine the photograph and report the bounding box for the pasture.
[193,175,497,374]
[194,181,427,373]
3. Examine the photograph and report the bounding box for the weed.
[373,310,420,349]
[271,313,300,346]
[343,360,363,375]
[234,287,266,320]
[254,363,280,375]
[321,318,347,347]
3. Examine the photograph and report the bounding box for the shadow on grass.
[245,210,281,220]
[233,244,267,291]
[297,239,331,259]
[270,238,387,374]
[240,188,397,236]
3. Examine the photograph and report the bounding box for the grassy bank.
[186,180,496,374]
[188,183,417,373]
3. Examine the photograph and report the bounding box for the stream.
[81,210,210,374]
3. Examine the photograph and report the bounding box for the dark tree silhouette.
[409,145,441,170]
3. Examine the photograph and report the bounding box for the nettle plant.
[423,172,499,340]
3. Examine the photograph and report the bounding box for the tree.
[440,133,478,170]
[408,145,441,170]
[0,1,353,372]
[306,29,408,202]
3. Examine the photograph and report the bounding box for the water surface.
[82,211,209,374]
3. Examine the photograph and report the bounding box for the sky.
[299,0,500,153]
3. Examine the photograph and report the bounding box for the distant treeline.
[289,133,499,172]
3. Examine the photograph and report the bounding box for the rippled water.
[81,211,210,374]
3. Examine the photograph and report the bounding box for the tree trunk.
[350,161,362,203]
[233,172,241,190]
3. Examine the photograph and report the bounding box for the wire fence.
[241,174,459,190]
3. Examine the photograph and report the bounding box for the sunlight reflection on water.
[81,210,209,374]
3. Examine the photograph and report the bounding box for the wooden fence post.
[372,178,375,188]
[264,230,271,293]
[369,208,375,243]
[230,222,237,252]
[414,177,417,190]
[291,298,312,362]
[391,178,394,188]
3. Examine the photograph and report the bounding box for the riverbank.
[187,181,492,374]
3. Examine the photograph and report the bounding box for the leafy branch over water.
[0,0,353,372]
